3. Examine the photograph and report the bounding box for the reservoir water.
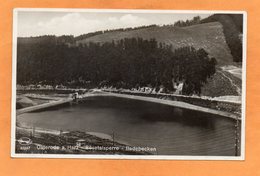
[17,96,240,156]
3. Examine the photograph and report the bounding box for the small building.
[173,82,184,94]
[76,139,86,147]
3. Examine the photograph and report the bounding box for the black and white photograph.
[12,9,246,159]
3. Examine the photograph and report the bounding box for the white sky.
[17,11,211,37]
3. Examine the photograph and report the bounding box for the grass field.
[76,22,233,65]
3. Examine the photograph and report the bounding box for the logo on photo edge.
[17,137,32,146]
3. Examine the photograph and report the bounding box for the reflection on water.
[17,96,240,156]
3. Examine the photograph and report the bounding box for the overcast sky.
[17,11,211,37]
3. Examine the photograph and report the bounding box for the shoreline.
[16,89,241,120]
[80,91,241,120]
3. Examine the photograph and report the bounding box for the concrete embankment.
[16,90,241,120]
[16,98,73,115]
[102,90,241,113]
[80,91,241,120]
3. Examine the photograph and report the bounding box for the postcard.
[11,8,246,160]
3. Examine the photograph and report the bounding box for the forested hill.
[76,22,233,65]
[17,37,216,95]
[18,14,243,66]
[17,14,243,96]
[75,14,243,65]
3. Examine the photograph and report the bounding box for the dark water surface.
[18,96,240,156]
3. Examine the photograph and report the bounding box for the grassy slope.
[201,69,242,97]
[76,22,233,65]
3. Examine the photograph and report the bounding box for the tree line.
[173,16,201,27]
[17,37,216,95]
[75,25,158,41]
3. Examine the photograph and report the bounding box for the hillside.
[201,14,243,62]
[201,68,242,97]
[17,19,243,98]
[76,22,233,65]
